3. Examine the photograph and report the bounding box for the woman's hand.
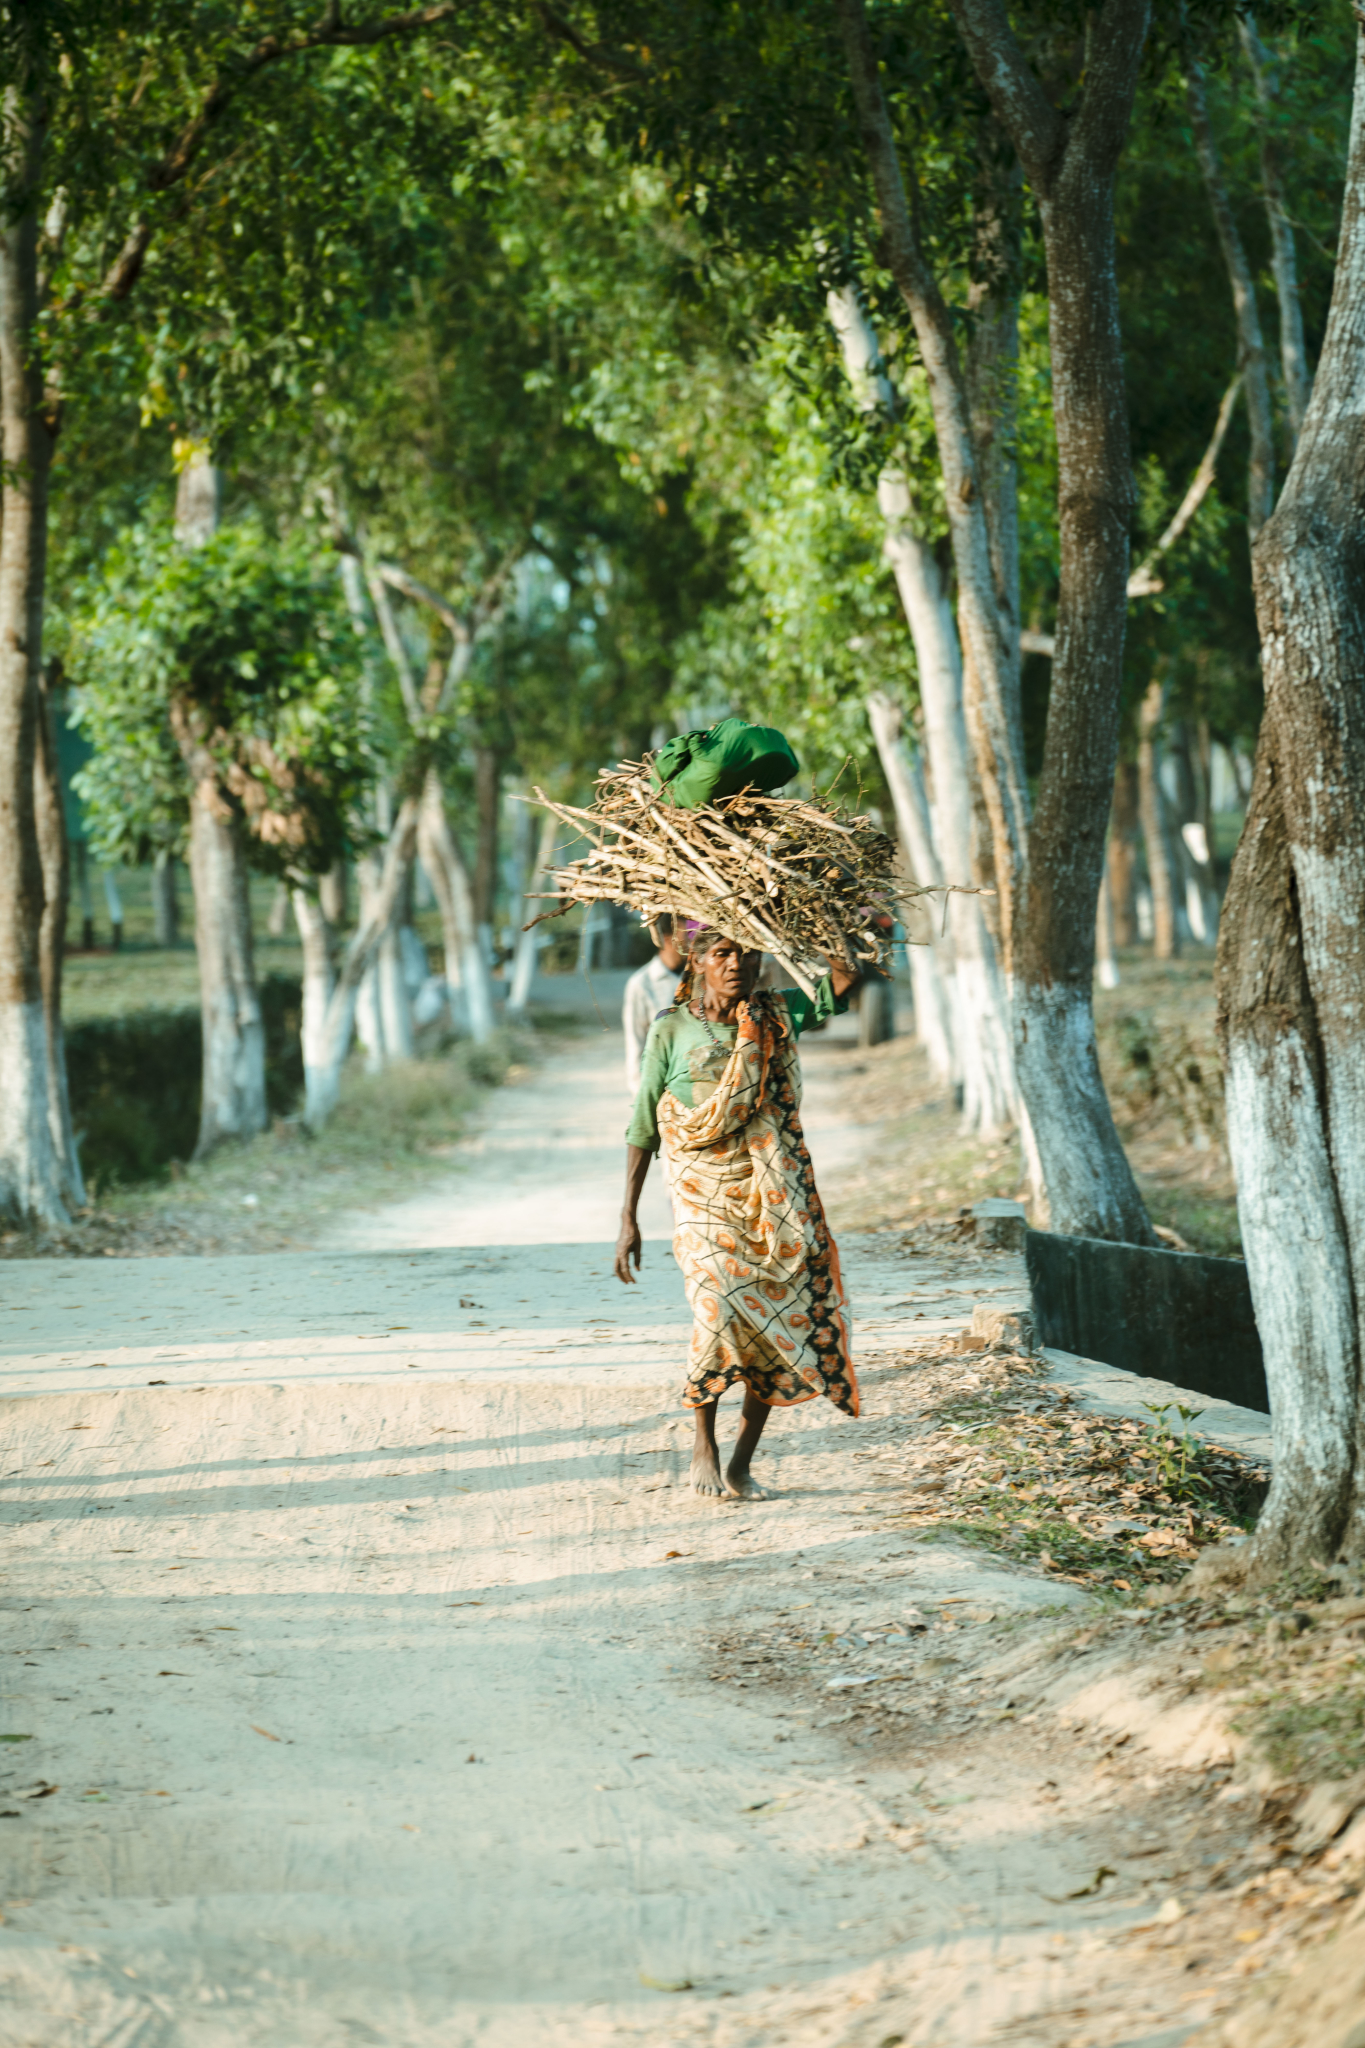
[828,959,860,998]
[614,1215,643,1284]
[614,1145,653,1283]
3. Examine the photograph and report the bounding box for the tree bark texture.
[1184,43,1277,539]
[1219,27,1365,1567]
[866,690,958,1085]
[0,82,68,1229]
[1139,678,1182,960]
[1108,759,1140,947]
[1239,14,1314,441]
[944,0,1155,1241]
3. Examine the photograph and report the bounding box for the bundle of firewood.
[522,759,948,999]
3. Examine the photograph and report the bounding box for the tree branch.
[102,2,461,300]
[1127,372,1242,595]
[943,0,1063,189]
[1023,371,1243,653]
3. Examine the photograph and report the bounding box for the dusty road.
[0,1014,1274,2046]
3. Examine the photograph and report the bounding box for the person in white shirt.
[623,919,685,1094]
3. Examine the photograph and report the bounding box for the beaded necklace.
[690,997,738,1051]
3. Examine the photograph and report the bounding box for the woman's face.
[697,937,761,1008]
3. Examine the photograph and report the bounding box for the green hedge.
[65,973,304,1188]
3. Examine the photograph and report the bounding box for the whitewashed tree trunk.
[1218,27,1365,1571]
[35,669,83,1208]
[291,889,335,1127]
[1138,677,1182,960]
[187,780,267,1155]
[876,490,1016,1132]
[377,913,415,1061]
[0,83,69,1229]
[866,691,957,1084]
[509,809,558,1016]
[152,852,179,946]
[417,767,494,1043]
[305,794,421,1129]
[825,279,1014,1128]
[172,442,269,1154]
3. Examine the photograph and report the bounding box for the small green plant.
[1140,1402,1210,1503]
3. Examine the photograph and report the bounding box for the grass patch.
[892,1352,1268,1597]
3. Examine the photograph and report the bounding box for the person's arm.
[781,961,861,1036]
[614,1145,653,1283]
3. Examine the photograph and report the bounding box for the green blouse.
[625,978,846,1154]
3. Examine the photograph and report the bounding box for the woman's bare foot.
[691,1445,727,1496]
[725,1464,768,1500]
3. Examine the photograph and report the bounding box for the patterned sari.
[657,990,858,1414]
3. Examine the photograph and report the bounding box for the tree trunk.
[418,767,494,1043]
[823,278,1014,1127]
[305,794,421,1129]
[473,743,501,943]
[1138,679,1182,960]
[1185,44,1277,539]
[0,83,68,1230]
[1095,868,1119,991]
[152,852,180,946]
[508,808,557,1016]
[877,493,1015,1132]
[377,906,415,1062]
[1170,720,1219,944]
[1239,13,1314,442]
[835,0,1030,952]
[34,667,83,1208]
[187,781,267,1155]
[1108,759,1140,947]
[840,0,1153,1240]
[171,448,268,1155]
[292,888,336,1127]
[319,858,347,929]
[1217,752,1357,1570]
[1219,27,1365,1569]
[866,690,957,1085]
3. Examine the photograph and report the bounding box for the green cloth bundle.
[649,717,798,808]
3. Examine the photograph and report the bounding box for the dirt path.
[0,1018,1284,2046]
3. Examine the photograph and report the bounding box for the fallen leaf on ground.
[157,1670,189,1677]
[0,1736,33,1744]
[639,1973,693,1993]
[662,1550,691,1560]
[17,1784,57,1799]
[1046,1865,1117,1902]
[250,1725,281,1742]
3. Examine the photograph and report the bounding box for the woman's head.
[686,927,761,1007]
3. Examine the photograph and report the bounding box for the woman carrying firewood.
[614,924,861,1498]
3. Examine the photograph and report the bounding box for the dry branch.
[519,759,975,1000]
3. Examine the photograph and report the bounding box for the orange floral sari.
[657,991,858,1414]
